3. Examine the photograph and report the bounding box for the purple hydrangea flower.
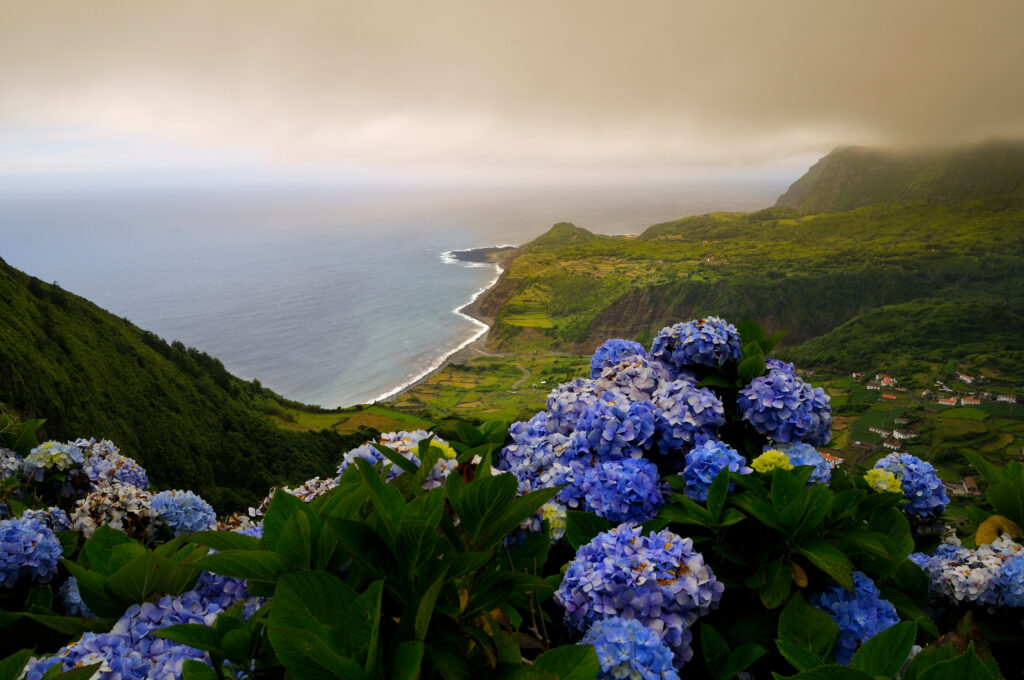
[737,368,831,445]
[595,354,671,402]
[111,591,221,663]
[152,490,217,536]
[0,516,62,587]
[83,452,150,490]
[20,507,72,532]
[581,616,681,679]
[21,633,149,680]
[591,338,648,378]
[545,379,603,435]
[650,317,742,369]
[574,390,657,461]
[810,571,899,665]
[556,523,722,666]
[872,453,948,518]
[680,440,751,502]
[772,442,834,485]
[766,358,796,376]
[577,458,664,524]
[651,380,725,457]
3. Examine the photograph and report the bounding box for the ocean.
[0,178,787,407]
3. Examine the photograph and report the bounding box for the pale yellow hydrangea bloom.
[542,501,567,541]
[751,449,794,473]
[864,468,903,494]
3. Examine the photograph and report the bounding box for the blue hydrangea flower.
[0,448,24,481]
[915,536,1023,606]
[991,553,1024,607]
[501,413,559,470]
[574,390,657,461]
[111,590,221,662]
[771,442,833,485]
[152,490,217,536]
[0,516,62,587]
[681,440,751,502]
[581,616,681,679]
[83,452,150,490]
[20,507,72,532]
[545,379,603,435]
[766,358,796,376]
[25,441,84,472]
[58,576,94,618]
[591,338,648,378]
[595,354,671,402]
[556,524,722,665]
[651,380,725,457]
[872,453,949,518]
[810,571,899,665]
[21,633,149,680]
[737,368,832,445]
[70,438,121,458]
[650,317,742,369]
[578,458,664,523]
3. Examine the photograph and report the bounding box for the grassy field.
[265,403,433,436]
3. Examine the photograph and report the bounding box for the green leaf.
[849,621,916,677]
[867,508,914,560]
[762,330,787,354]
[796,540,853,590]
[882,590,940,639]
[355,458,406,547]
[759,557,791,609]
[565,511,613,550]
[738,353,767,383]
[706,469,730,522]
[11,419,44,456]
[450,551,494,578]
[267,621,365,680]
[776,640,826,672]
[700,624,730,679]
[414,565,450,642]
[720,644,767,680]
[963,451,1003,486]
[699,375,736,389]
[55,531,80,558]
[987,479,1024,528]
[273,571,358,640]
[23,613,117,637]
[50,664,104,680]
[392,640,425,680]
[829,490,867,522]
[356,581,383,676]
[189,530,262,552]
[737,318,766,345]
[155,623,224,655]
[774,666,876,680]
[277,509,314,569]
[729,495,784,532]
[778,485,831,537]
[396,523,443,580]
[0,649,32,680]
[446,472,519,548]
[181,660,220,680]
[532,645,600,680]
[455,422,485,448]
[777,592,839,660]
[104,551,167,604]
[770,469,803,512]
[193,550,289,582]
[1002,461,1023,481]
[404,488,447,528]
[372,441,420,475]
[916,646,998,680]
[82,524,142,575]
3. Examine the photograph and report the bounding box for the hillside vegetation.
[0,259,369,511]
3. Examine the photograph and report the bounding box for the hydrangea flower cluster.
[21,632,150,680]
[70,482,162,542]
[0,448,25,480]
[651,380,724,458]
[872,453,949,518]
[751,449,794,474]
[809,571,899,665]
[651,317,742,369]
[574,391,656,461]
[82,452,150,491]
[681,440,751,502]
[580,616,680,680]
[595,354,672,402]
[0,515,62,587]
[20,507,72,532]
[556,524,722,666]
[864,469,902,494]
[152,490,217,536]
[577,458,664,523]
[545,379,602,435]
[912,536,1024,607]
[25,441,84,472]
[737,368,831,446]
[590,338,647,378]
[771,442,833,485]
[336,431,458,488]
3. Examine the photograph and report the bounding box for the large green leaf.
[104,551,168,604]
[867,508,914,560]
[699,624,730,678]
[404,488,447,528]
[963,451,1003,486]
[849,621,916,677]
[82,525,143,575]
[532,645,600,680]
[770,469,804,511]
[987,479,1024,528]
[776,640,826,673]
[414,565,450,642]
[706,470,730,522]
[564,511,613,550]
[277,510,314,569]
[188,530,262,552]
[267,621,365,680]
[759,557,792,609]
[392,640,425,680]
[778,485,831,537]
[24,613,117,637]
[0,649,32,680]
[193,550,289,582]
[796,540,853,589]
[777,592,839,661]
[446,472,519,548]
[355,458,406,548]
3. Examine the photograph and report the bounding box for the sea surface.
[0,179,787,407]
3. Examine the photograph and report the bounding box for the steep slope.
[0,259,362,511]
[776,141,1024,213]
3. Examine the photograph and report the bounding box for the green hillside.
[0,259,369,511]
[476,198,1024,378]
[776,141,1024,213]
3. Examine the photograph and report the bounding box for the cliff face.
[776,141,1024,213]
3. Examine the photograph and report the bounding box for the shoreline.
[372,257,503,404]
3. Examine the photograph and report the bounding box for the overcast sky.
[2,0,1023,182]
